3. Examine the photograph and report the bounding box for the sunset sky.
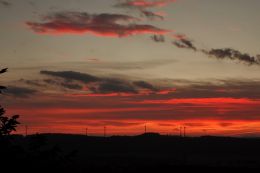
[1,0,260,137]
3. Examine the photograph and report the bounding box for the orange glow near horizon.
[6,96,260,137]
[13,119,260,137]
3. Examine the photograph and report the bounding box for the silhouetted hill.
[2,133,260,172]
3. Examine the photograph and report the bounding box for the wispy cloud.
[114,0,175,20]
[115,0,176,8]
[40,70,99,83]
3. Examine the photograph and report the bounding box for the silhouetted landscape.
[1,133,260,172]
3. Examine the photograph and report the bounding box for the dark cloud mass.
[40,70,99,83]
[150,35,165,42]
[141,10,164,20]
[4,86,37,98]
[169,79,260,99]
[94,79,138,94]
[43,79,83,90]
[203,48,260,65]
[39,70,161,95]
[26,11,168,37]
[172,34,197,51]
[172,34,260,65]
[30,70,260,98]
[133,81,158,91]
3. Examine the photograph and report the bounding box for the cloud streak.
[39,70,173,96]
[40,70,99,83]
[202,48,260,65]
[26,11,169,37]
[172,34,260,65]
[172,34,197,51]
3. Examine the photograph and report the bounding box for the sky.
[1,0,260,137]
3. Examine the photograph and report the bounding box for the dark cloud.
[150,35,165,42]
[29,70,260,99]
[40,70,99,83]
[0,68,8,74]
[4,86,37,98]
[172,34,197,51]
[26,11,168,37]
[0,86,7,93]
[0,0,12,7]
[91,78,138,94]
[43,79,83,90]
[202,48,260,65]
[165,79,260,99]
[40,70,163,95]
[141,10,164,20]
[171,34,260,66]
[133,81,158,91]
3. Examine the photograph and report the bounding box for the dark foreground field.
[1,133,260,172]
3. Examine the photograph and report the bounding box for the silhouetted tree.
[0,68,20,136]
[0,107,20,136]
[0,68,23,169]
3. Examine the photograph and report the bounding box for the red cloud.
[5,91,260,136]
[26,12,169,37]
[138,98,260,105]
[115,0,176,20]
[119,0,176,8]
